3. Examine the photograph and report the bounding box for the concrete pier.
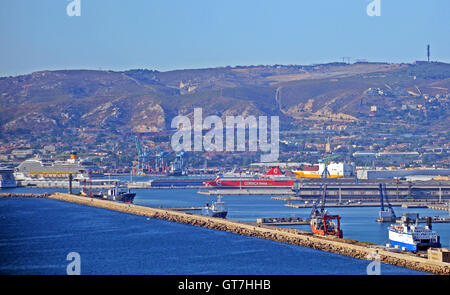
[428,204,450,212]
[1,193,449,275]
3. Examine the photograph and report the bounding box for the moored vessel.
[203,167,295,189]
[202,195,228,218]
[293,162,355,178]
[79,181,135,203]
[104,182,136,203]
[388,213,441,252]
[14,152,103,182]
[309,184,343,238]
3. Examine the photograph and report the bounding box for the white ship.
[14,152,103,182]
[388,213,441,252]
[293,162,355,178]
[0,167,17,188]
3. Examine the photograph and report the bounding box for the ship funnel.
[266,167,283,175]
[70,152,77,160]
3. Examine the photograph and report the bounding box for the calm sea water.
[1,186,447,275]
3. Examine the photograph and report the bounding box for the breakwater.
[2,193,449,275]
[0,193,50,198]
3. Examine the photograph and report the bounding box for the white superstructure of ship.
[14,152,103,182]
[293,162,355,178]
[388,213,441,252]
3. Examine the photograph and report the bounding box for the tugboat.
[388,213,441,252]
[309,184,343,238]
[202,195,228,218]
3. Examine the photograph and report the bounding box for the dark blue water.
[1,187,447,274]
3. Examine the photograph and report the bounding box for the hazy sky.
[0,0,449,76]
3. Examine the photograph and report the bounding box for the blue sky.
[0,0,449,76]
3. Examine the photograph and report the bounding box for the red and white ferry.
[204,167,295,189]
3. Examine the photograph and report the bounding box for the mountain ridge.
[1,62,449,138]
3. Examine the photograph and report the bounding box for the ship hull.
[389,229,441,251]
[211,211,227,218]
[293,171,344,178]
[310,226,343,238]
[0,181,17,188]
[389,240,441,252]
[202,209,227,218]
[105,192,136,203]
[116,193,136,203]
[206,179,295,189]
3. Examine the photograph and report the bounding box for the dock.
[284,201,402,208]
[428,204,450,212]
[392,217,450,224]
[1,193,449,275]
[292,181,450,198]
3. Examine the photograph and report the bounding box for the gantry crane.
[134,136,151,174]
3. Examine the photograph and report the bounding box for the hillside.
[1,62,449,138]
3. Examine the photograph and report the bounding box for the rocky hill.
[1,62,449,137]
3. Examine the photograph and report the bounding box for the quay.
[1,193,449,275]
[284,201,403,208]
[379,216,450,224]
[428,204,450,212]
[292,181,450,198]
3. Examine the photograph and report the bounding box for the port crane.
[377,183,396,222]
[154,151,187,175]
[167,152,187,176]
[134,136,187,175]
[309,184,327,219]
[154,151,169,173]
[319,155,339,178]
[309,184,343,238]
[134,136,151,174]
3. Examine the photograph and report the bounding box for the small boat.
[202,196,228,218]
[388,213,441,252]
